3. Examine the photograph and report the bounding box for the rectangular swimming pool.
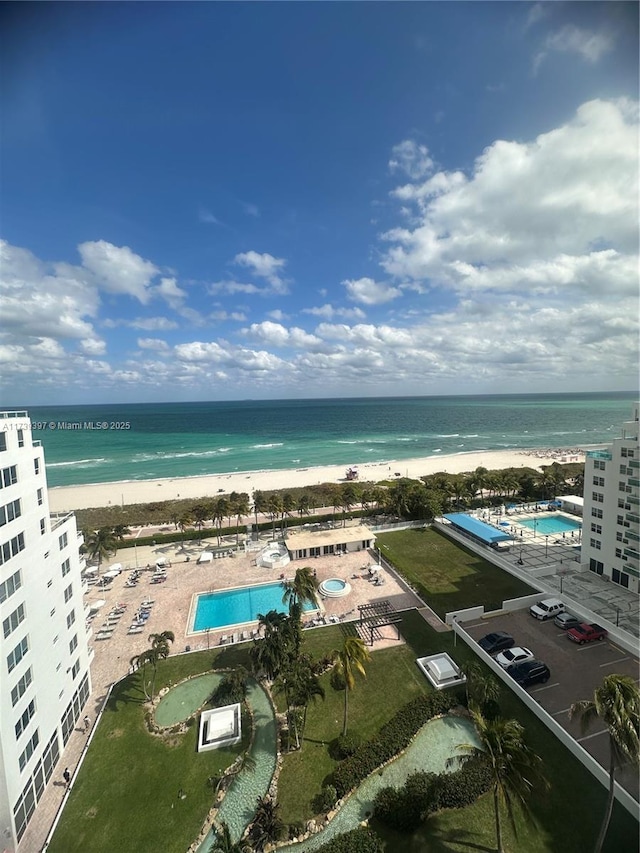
[192,581,316,632]
[519,515,582,536]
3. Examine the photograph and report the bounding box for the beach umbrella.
[89,599,106,613]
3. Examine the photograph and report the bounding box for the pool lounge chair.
[220,634,229,645]
[127,627,143,635]
[240,631,248,642]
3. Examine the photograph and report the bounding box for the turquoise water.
[198,678,277,850]
[193,581,315,631]
[520,516,582,536]
[323,579,346,592]
[155,673,222,727]
[17,392,634,486]
[280,715,481,851]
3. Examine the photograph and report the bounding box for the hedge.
[331,692,455,798]
[313,826,384,853]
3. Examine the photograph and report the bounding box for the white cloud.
[302,303,366,321]
[534,25,614,72]
[343,277,402,306]
[243,202,260,217]
[234,251,289,294]
[153,276,187,308]
[80,338,107,356]
[209,279,261,296]
[137,338,170,352]
[210,310,247,322]
[388,140,434,180]
[242,321,323,350]
[524,3,548,30]
[199,208,223,225]
[78,240,159,302]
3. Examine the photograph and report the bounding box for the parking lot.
[463,607,640,800]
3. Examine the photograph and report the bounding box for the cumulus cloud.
[137,338,170,352]
[78,240,159,302]
[234,250,289,293]
[343,277,402,306]
[208,279,261,296]
[302,304,366,321]
[534,25,614,72]
[199,208,223,225]
[389,140,434,180]
[241,321,323,350]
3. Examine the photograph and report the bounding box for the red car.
[567,623,608,644]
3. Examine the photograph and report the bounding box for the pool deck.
[24,527,426,853]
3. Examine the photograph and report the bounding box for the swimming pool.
[192,581,316,632]
[520,515,581,536]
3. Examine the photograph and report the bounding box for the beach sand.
[47,448,585,512]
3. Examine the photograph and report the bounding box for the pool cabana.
[284,525,375,560]
[443,513,512,549]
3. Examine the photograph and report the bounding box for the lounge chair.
[220,634,229,645]
[232,633,239,644]
[240,631,248,642]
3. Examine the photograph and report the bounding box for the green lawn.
[48,619,639,853]
[376,527,535,617]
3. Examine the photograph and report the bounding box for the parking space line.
[575,644,606,652]
[599,656,630,667]
[465,622,486,630]
[531,682,560,693]
[577,729,608,743]
[551,706,572,717]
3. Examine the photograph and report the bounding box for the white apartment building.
[0,412,92,851]
[582,402,640,594]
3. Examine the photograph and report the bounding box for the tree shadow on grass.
[371,815,496,853]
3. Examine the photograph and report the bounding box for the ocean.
[12,392,636,488]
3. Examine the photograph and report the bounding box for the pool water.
[280,715,481,851]
[193,581,315,631]
[323,579,346,592]
[520,515,582,536]
[155,673,223,727]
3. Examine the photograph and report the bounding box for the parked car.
[529,598,565,621]
[496,646,535,669]
[567,623,608,644]
[554,611,580,630]
[478,631,515,655]
[507,660,551,687]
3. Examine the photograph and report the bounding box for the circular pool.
[318,578,351,598]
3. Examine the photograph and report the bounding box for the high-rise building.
[0,412,92,850]
[582,402,640,594]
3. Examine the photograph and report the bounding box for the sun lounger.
[127,627,143,635]
[250,629,259,639]
[220,635,229,645]
[240,631,248,642]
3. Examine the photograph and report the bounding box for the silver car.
[554,611,580,630]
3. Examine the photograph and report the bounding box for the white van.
[529,598,565,621]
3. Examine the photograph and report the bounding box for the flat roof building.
[0,413,92,850]
[581,403,639,594]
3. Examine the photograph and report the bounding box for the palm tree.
[274,655,325,750]
[297,494,313,517]
[570,674,640,853]
[145,630,175,699]
[250,611,289,680]
[253,490,267,529]
[178,512,193,550]
[112,524,131,544]
[248,795,285,851]
[129,648,156,700]
[332,636,370,736]
[340,484,358,526]
[453,710,548,853]
[85,527,118,577]
[191,504,210,530]
[281,493,296,531]
[267,494,283,538]
[232,493,250,548]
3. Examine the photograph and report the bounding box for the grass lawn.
[376,527,536,618]
[278,611,639,852]
[48,645,254,853]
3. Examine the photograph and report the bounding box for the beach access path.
[47,447,584,512]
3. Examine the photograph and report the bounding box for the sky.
[1,1,638,405]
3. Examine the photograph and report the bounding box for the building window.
[61,558,71,577]
[0,464,17,488]
[7,636,28,673]
[0,568,22,603]
[17,429,24,448]
[617,515,624,525]
[617,531,624,541]
[592,476,605,486]
[63,584,73,603]
[589,538,602,550]
[15,699,36,740]
[69,634,78,654]
[590,523,602,535]
[11,667,33,707]
[3,602,26,639]
[47,579,52,588]
[52,635,58,645]
[0,531,26,566]
[615,548,622,557]
[18,729,39,772]
[0,498,21,527]
[71,659,80,679]
[40,518,46,536]
[34,458,40,475]
[591,492,603,503]
[589,558,604,575]
[591,507,603,518]
[59,532,68,550]
[37,488,43,506]
[66,609,76,629]
[0,433,6,451]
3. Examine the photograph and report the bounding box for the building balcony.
[625,512,640,525]
[586,450,612,461]
[630,459,639,469]
[623,547,639,562]
[629,478,640,488]
[0,410,28,419]
[50,511,75,531]
[628,494,640,506]
[627,530,640,543]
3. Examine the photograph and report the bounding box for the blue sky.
[1,1,638,404]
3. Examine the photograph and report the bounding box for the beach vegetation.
[84,526,118,576]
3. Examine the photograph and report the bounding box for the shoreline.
[47,446,591,512]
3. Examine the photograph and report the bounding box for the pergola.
[357,600,402,646]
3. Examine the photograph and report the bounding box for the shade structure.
[89,599,106,613]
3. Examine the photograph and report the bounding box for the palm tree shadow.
[371,817,496,853]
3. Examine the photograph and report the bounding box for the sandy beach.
[47,447,586,512]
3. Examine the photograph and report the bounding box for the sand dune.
[47,447,584,512]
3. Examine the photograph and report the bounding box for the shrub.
[313,784,338,813]
[331,732,363,760]
[314,826,384,853]
[438,756,493,809]
[332,692,454,798]
[287,821,305,840]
